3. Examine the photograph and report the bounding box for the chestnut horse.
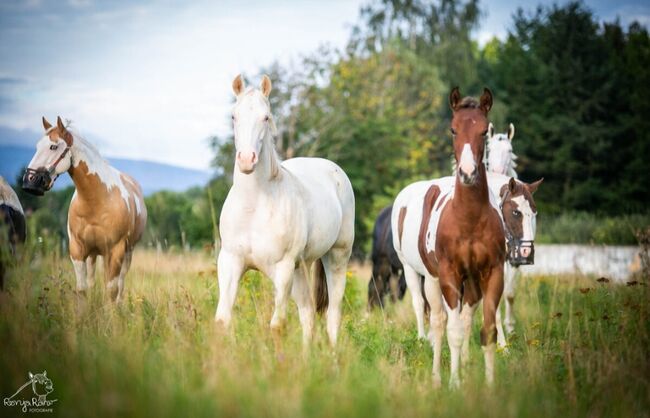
[23,117,147,302]
[393,88,505,387]
[214,75,355,346]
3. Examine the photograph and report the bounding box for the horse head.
[22,116,74,196]
[29,371,53,397]
[500,177,543,266]
[230,74,278,175]
[486,123,517,176]
[449,87,492,186]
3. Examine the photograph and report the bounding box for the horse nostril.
[251,152,257,163]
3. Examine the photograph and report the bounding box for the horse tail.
[314,258,329,314]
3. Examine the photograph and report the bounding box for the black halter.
[22,145,71,196]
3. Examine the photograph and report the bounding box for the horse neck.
[67,136,113,201]
[232,132,281,195]
[452,163,491,224]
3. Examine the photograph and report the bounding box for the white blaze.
[458,143,476,176]
[512,196,536,241]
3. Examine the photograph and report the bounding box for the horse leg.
[322,248,349,346]
[439,265,463,388]
[481,265,505,386]
[291,262,314,347]
[214,250,245,328]
[496,302,508,351]
[404,264,427,339]
[69,237,90,294]
[504,264,518,334]
[461,303,478,366]
[270,259,297,332]
[86,255,97,289]
[423,274,445,388]
[105,242,126,302]
[115,250,133,302]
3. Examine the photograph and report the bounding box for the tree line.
[14,1,650,253]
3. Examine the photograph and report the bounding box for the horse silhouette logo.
[3,371,58,413]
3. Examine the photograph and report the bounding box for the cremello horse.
[485,122,517,178]
[214,75,355,346]
[393,88,505,387]
[23,117,147,302]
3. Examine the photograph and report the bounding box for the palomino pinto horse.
[367,206,407,310]
[23,117,147,302]
[0,176,26,290]
[393,88,505,386]
[215,75,355,346]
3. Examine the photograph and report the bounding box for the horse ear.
[527,178,543,194]
[42,117,52,131]
[29,372,34,379]
[232,74,245,96]
[508,177,517,194]
[449,87,461,111]
[508,123,515,141]
[56,116,73,145]
[479,88,493,114]
[260,75,272,97]
[43,371,47,377]
[487,122,494,138]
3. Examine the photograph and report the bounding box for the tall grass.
[0,249,648,418]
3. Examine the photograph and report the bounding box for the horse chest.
[220,194,303,263]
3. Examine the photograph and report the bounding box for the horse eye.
[49,144,58,151]
[513,210,521,217]
[231,115,236,121]
[450,128,456,136]
[481,130,488,136]
[264,115,270,122]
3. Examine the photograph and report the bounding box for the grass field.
[1,248,648,418]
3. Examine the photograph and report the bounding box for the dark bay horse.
[393,87,505,387]
[367,206,407,309]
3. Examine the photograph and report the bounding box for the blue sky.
[1,0,648,169]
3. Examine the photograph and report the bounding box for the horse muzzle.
[22,168,54,196]
[506,239,534,267]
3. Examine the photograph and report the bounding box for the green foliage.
[537,212,650,245]
[484,2,650,215]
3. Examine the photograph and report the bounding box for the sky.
[1,0,648,170]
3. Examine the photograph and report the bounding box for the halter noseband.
[22,143,72,196]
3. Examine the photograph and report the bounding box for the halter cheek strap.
[47,146,71,175]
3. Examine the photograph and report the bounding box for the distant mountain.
[0,144,212,195]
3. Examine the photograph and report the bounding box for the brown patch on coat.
[67,161,147,283]
[397,206,407,247]
[417,184,441,277]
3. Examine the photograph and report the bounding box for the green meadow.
[1,248,648,418]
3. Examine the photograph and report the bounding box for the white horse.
[486,122,517,178]
[214,75,355,346]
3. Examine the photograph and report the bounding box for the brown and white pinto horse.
[392,88,505,387]
[23,117,147,301]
